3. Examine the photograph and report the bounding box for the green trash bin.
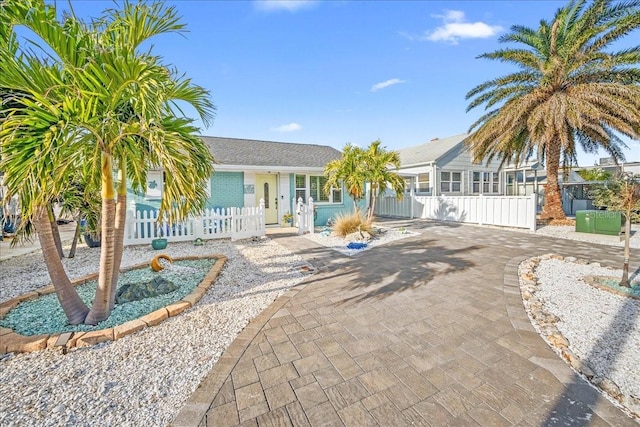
[575,210,595,233]
[593,210,623,236]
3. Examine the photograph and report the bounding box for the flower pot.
[83,233,101,248]
[151,238,168,250]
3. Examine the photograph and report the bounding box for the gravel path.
[0,238,309,427]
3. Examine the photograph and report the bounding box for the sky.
[36,1,640,165]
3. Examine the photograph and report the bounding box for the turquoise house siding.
[208,172,244,209]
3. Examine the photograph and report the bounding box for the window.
[295,174,306,202]
[416,173,430,193]
[310,176,329,202]
[440,171,461,193]
[295,174,342,204]
[471,171,500,194]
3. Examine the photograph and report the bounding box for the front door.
[256,174,278,224]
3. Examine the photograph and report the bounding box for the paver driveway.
[173,220,639,426]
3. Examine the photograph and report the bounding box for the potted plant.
[282,211,293,227]
[152,224,168,250]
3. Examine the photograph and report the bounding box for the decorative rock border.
[519,254,639,418]
[0,254,227,355]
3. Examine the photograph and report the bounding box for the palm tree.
[1,0,215,324]
[363,140,404,221]
[324,144,367,213]
[466,0,640,220]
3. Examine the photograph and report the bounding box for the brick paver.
[172,220,639,426]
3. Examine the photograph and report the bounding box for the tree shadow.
[542,295,639,424]
[320,237,484,306]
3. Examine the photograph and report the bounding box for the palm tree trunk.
[68,213,82,258]
[540,140,566,220]
[34,206,89,324]
[108,164,128,311]
[85,153,116,325]
[620,213,631,287]
[48,204,64,259]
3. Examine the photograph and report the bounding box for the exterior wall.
[278,173,291,224]
[243,172,256,208]
[436,145,502,196]
[209,172,244,208]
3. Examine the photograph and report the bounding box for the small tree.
[591,173,640,287]
[362,140,404,222]
[324,144,366,213]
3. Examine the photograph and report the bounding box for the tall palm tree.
[1,0,215,324]
[466,0,640,220]
[324,144,367,213]
[363,140,405,221]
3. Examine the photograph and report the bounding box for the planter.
[83,233,101,248]
[151,238,168,250]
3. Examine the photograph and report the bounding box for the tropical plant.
[590,173,640,287]
[363,140,404,221]
[0,0,215,324]
[465,0,640,220]
[576,168,614,182]
[324,144,366,213]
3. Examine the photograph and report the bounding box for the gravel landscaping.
[0,238,309,427]
[522,256,640,418]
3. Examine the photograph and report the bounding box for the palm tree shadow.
[542,295,639,424]
[327,238,484,306]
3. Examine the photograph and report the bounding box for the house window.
[472,171,500,194]
[295,174,306,202]
[440,171,461,193]
[416,173,430,193]
[296,174,342,204]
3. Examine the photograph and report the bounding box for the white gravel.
[534,258,639,409]
[533,224,640,248]
[0,238,309,427]
[302,225,418,256]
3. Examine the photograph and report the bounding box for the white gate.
[295,197,315,235]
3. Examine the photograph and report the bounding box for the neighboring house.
[128,137,348,226]
[394,134,503,197]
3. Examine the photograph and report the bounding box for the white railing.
[375,194,536,231]
[124,199,266,245]
[295,197,315,235]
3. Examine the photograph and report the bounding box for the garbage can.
[575,210,595,233]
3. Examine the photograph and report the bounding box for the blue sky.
[48,1,640,165]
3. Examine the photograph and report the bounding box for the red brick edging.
[0,255,227,354]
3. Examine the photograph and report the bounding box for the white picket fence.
[295,197,315,235]
[124,199,265,245]
[375,194,537,231]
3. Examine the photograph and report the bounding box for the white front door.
[256,174,278,224]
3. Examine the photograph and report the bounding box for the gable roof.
[398,133,468,167]
[201,136,341,168]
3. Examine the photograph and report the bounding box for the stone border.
[518,254,639,418]
[0,254,227,355]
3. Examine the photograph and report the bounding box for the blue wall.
[208,172,244,209]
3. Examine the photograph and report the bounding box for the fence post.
[259,198,266,237]
[478,194,484,226]
[194,211,204,239]
[530,193,537,232]
[308,197,314,234]
[125,201,137,244]
[296,197,304,235]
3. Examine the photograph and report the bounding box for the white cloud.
[271,122,302,132]
[254,0,317,12]
[371,78,406,92]
[425,10,502,44]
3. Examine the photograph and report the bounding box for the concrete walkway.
[173,220,639,426]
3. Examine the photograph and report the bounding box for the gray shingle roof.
[398,133,469,166]
[201,136,341,168]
